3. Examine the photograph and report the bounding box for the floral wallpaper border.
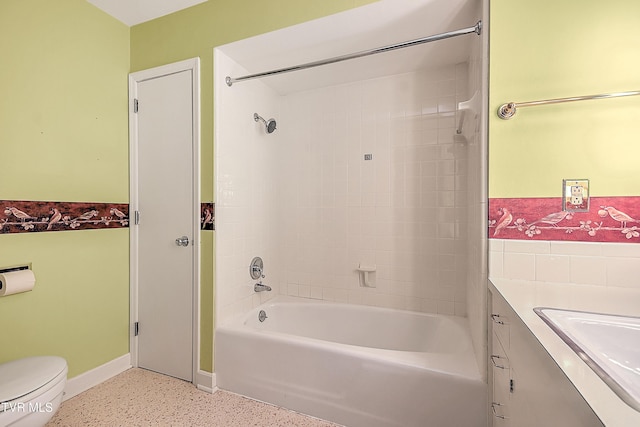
[489,196,640,243]
[2,201,216,234]
[201,202,214,231]
[1,200,129,234]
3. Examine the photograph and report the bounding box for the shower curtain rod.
[497,90,640,119]
[225,21,482,87]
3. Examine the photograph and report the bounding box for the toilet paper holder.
[0,264,31,274]
[0,264,35,296]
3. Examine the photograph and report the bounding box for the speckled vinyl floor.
[46,368,341,427]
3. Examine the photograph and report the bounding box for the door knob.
[175,236,189,247]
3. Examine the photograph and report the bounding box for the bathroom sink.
[534,307,640,412]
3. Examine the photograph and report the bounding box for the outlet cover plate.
[563,179,589,212]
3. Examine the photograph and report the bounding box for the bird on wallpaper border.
[493,207,512,236]
[47,208,62,230]
[601,206,638,229]
[4,207,36,222]
[529,211,570,227]
[110,207,127,220]
[75,210,99,221]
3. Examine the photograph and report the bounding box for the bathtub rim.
[216,295,483,380]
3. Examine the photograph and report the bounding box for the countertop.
[489,278,640,427]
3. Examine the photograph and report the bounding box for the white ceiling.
[86,0,207,26]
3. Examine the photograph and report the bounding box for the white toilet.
[0,356,67,427]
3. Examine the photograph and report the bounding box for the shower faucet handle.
[252,265,265,278]
[249,256,265,280]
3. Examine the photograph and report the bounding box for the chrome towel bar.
[497,90,640,119]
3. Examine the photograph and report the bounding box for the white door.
[129,59,200,382]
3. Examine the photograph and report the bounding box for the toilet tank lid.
[0,356,67,404]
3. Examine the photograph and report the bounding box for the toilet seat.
[0,356,67,409]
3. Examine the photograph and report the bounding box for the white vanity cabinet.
[489,289,603,427]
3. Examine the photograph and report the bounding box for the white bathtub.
[215,296,487,427]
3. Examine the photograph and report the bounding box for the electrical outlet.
[563,179,589,212]
[570,185,583,205]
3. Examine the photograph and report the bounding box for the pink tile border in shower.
[489,197,640,243]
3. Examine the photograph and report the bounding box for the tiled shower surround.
[278,66,470,315]
[216,61,479,321]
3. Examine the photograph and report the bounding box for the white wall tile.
[535,254,570,283]
[495,239,640,290]
[489,250,503,278]
[504,239,550,254]
[275,66,470,312]
[503,252,536,281]
[570,256,607,286]
[550,241,602,256]
[455,302,467,317]
[602,242,640,258]
[309,286,323,299]
[420,298,438,314]
[287,283,299,296]
[218,58,479,324]
[437,300,455,315]
[216,55,283,324]
[489,239,504,252]
[606,257,640,288]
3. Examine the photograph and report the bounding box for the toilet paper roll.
[0,269,36,296]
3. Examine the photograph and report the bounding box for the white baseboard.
[196,370,216,393]
[63,353,132,401]
[64,355,213,399]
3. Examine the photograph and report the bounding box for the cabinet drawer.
[492,353,511,392]
[491,333,512,395]
[491,400,510,426]
[491,324,512,426]
[491,331,510,370]
[491,291,511,350]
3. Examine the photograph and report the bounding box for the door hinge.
[134,210,140,225]
[133,98,139,113]
[134,321,139,336]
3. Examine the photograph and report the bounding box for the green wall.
[130,0,378,372]
[0,1,130,377]
[489,0,640,198]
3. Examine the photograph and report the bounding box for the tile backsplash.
[489,196,640,290]
[490,239,640,289]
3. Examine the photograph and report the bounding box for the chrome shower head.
[254,113,277,134]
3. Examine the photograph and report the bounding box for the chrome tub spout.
[254,283,272,292]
